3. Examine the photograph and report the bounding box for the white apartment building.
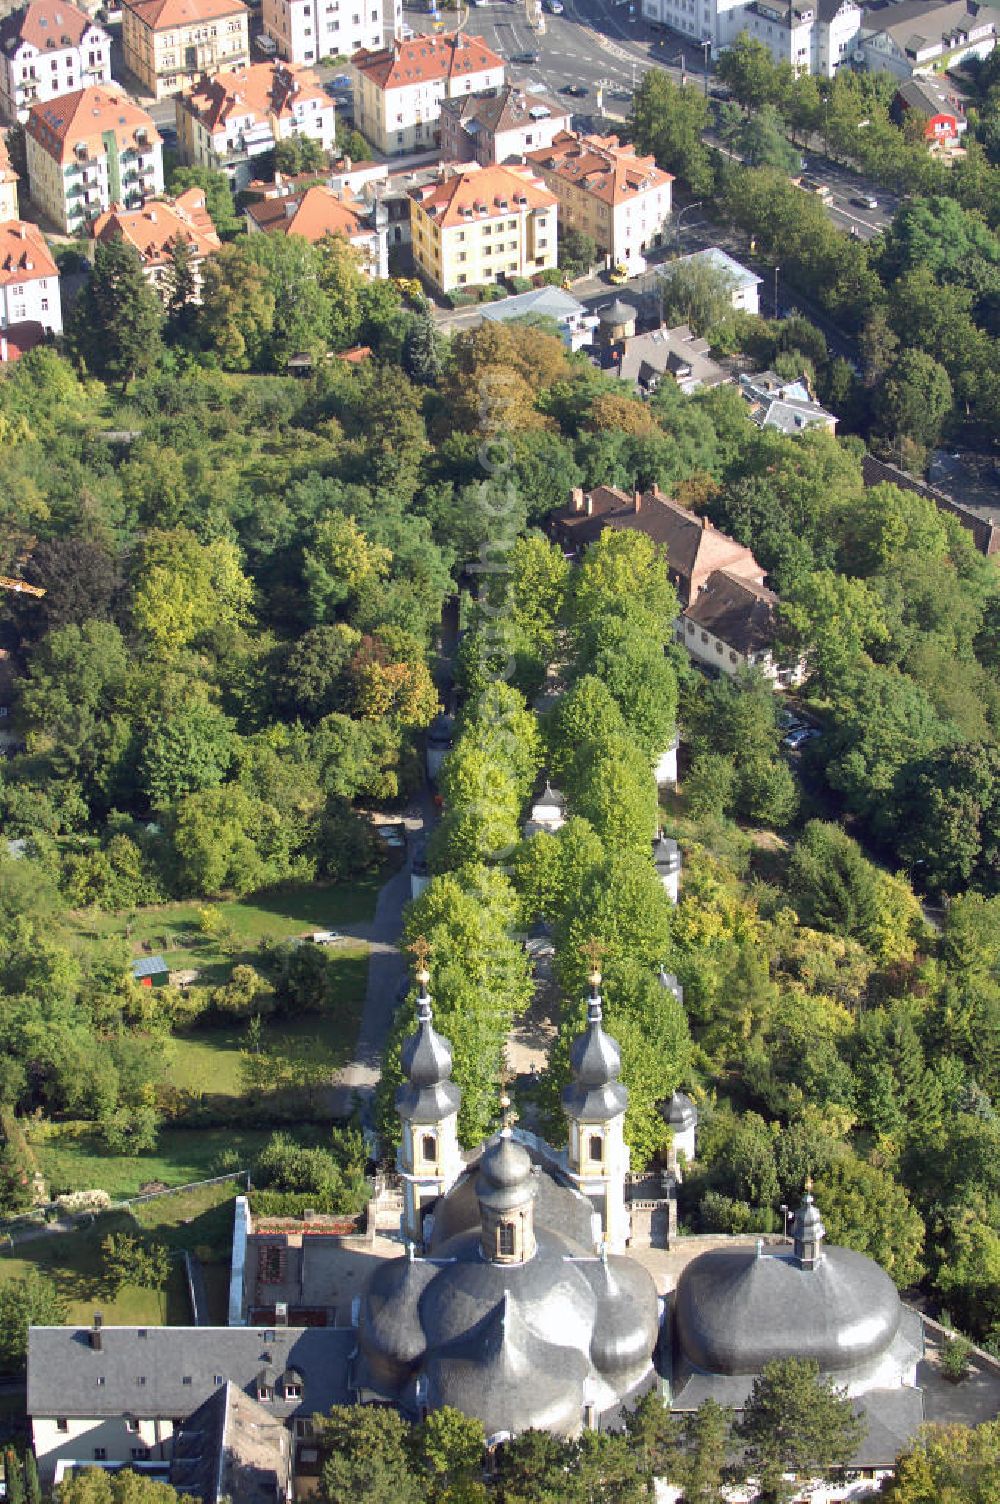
[525,131,673,274]
[263,0,388,66]
[0,219,62,354]
[0,130,19,218]
[176,60,335,190]
[0,0,110,125]
[25,85,163,234]
[351,31,505,155]
[641,0,860,76]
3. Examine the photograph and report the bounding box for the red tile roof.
[410,161,554,228]
[0,320,46,361]
[0,0,96,55]
[183,61,326,134]
[246,183,368,242]
[526,131,672,207]
[124,0,246,30]
[0,220,58,284]
[26,84,159,164]
[351,31,503,91]
[92,189,221,268]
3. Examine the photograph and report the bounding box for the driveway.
[330,792,435,1124]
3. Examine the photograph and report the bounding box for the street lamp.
[780,1204,792,1242]
[773,264,780,318]
[674,198,704,254]
[701,37,711,99]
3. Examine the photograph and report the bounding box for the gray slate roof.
[482,286,586,326]
[27,1325,354,1422]
[169,1381,292,1504]
[683,569,781,657]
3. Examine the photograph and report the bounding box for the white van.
[255,32,278,55]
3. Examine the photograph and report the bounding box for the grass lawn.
[67,875,383,990]
[30,1126,275,1199]
[163,944,370,1100]
[0,1182,241,1326]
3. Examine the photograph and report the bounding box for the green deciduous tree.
[657,255,739,337]
[632,71,715,194]
[0,1270,67,1373]
[100,1233,170,1297]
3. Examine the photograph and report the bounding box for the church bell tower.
[562,960,630,1252]
[395,950,463,1248]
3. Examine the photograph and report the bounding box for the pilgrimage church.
[25,960,944,1494]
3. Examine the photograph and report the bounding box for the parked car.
[254,32,277,54]
[513,49,541,63]
[609,262,629,285]
[851,194,878,210]
[783,726,819,751]
[560,82,588,97]
[331,72,352,89]
[544,0,564,11]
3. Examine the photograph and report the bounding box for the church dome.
[476,1133,537,1215]
[562,976,629,1123]
[402,1010,453,1088]
[583,1256,661,1377]
[674,1243,903,1378]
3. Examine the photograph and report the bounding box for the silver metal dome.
[395,982,462,1125]
[476,1132,538,1215]
[562,978,629,1124]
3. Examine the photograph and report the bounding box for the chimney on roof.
[16,225,25,239]
[571,486,584,513]
[90,1312,103,1351]
[585,494,593,517]
[650,483,660,498]
[275,1301,288,1326]
[702,515,709,529]
[633,490,641,513]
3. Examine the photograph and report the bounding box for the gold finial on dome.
[583,936,604,993]
[408,935,432,990]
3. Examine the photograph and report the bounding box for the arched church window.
[589,1133,603,1162]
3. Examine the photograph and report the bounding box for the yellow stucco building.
[408,162,557,295]
[123,0,249,100]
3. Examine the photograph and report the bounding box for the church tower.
[562,962,631,1252]
[395,956,463,1249]
[792,1184,826,1271]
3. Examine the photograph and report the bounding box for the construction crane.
[0,575,45,598]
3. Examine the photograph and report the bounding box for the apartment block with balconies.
[25,84,162,233]
[0,0,111,125]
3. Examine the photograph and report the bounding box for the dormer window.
[258,1385,273,1401]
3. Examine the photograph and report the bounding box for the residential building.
[245,180,389,277]
[549,484,766,606]
[169,1382,293,1503]
[176,60,335,191]
[122,0,249,101]
[617,323,728,394]
[727,0,862,76]
[893,73,969,146]
[92,187,221,301]
[740,368,838,434]
[25,85,162,234]
[262,0,386,67]
[664,246,761,315]
[678,568,802,684]
[642,0,859,72]
[480,283,598,350]
[525,132,673,274]
[27,1318,353,1488]
[351,31,505,156]
[857,0,1000,77]
[439,81,570,165]
[0,0,110,125]
[408,161,557,293]
[0,218,61,358]
[0,129,19,217]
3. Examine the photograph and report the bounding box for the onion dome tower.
[793,1184,826,1270]
[562,960,631,1252]
[396,951,464,1248]
[476,1093,539,1264]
